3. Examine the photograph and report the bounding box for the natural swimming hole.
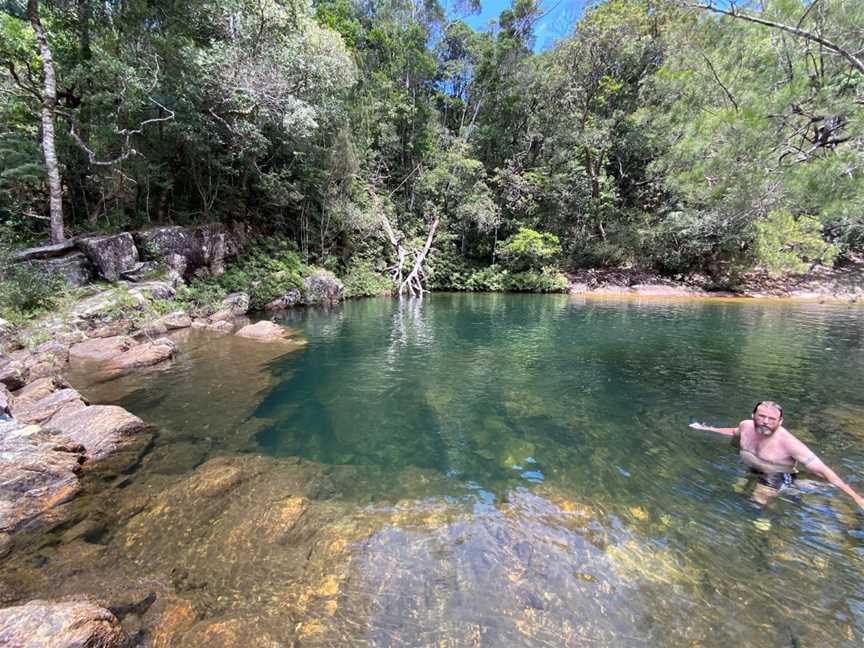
[25,294,864,645]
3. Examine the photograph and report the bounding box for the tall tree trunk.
[77,0,91,59]
[28,0,65,243]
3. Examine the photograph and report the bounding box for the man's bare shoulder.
[738,419,754,432]
[777,427,805,448]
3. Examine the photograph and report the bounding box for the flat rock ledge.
[68,335,177,375]
[0,599,128,648]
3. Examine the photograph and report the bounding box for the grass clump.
[0,230,68,325]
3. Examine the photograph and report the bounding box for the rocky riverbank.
[0,279,308,647]
[567,260,864,302]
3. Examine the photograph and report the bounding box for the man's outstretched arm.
[790,441,864,510]
[689,421,739,436]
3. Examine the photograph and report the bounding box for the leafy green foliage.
[176,238,305,311]
[428,245,567,293]
[3,0,863,287]
[0,229,66,321]
[496,228,561,272]
[754,211,838,276]
[341,261,393,298]
[215,239,305,309]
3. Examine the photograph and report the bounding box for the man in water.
[690,401,864,510]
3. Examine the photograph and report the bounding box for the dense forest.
[1,0,863,299]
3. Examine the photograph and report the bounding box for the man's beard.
[756,424,774,436]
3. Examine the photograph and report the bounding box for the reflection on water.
[6,295,864,646]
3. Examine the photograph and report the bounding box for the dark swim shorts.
[756,470,795,490]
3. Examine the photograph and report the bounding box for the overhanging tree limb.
[689,2,864,76]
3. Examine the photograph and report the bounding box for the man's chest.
[741,430,791,462]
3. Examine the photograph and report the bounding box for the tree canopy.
[2,0,862,282]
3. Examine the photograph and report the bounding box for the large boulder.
[221,292,250,316]
[0,599,128,648]
[135,223,242,280]
[21,251,95,287]
[209,292,250,322]
[45,405,152,472]
[0,419,85,537]
[265,288,301,311]
[76,232,140,282]
[303,270,344,304]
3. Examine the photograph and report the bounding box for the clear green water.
[64,294,864,645]
[258,294,864,498]
[259,294,864,641]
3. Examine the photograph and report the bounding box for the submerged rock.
[205,320,235,334]
[159,312,193,330]
[0,599,127,648]
[234,321,293,343]
[103,340,176,374]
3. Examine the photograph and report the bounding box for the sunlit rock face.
[0,420,84,541]
[133,223,243,281]
[45,405,152,473]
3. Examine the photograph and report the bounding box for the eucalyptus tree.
[646,0,864,273]
[523,0,665,265]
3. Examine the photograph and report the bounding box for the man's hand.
[688,421,739,436]
[689,422,715,432]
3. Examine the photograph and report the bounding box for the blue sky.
[454,0,592,51]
